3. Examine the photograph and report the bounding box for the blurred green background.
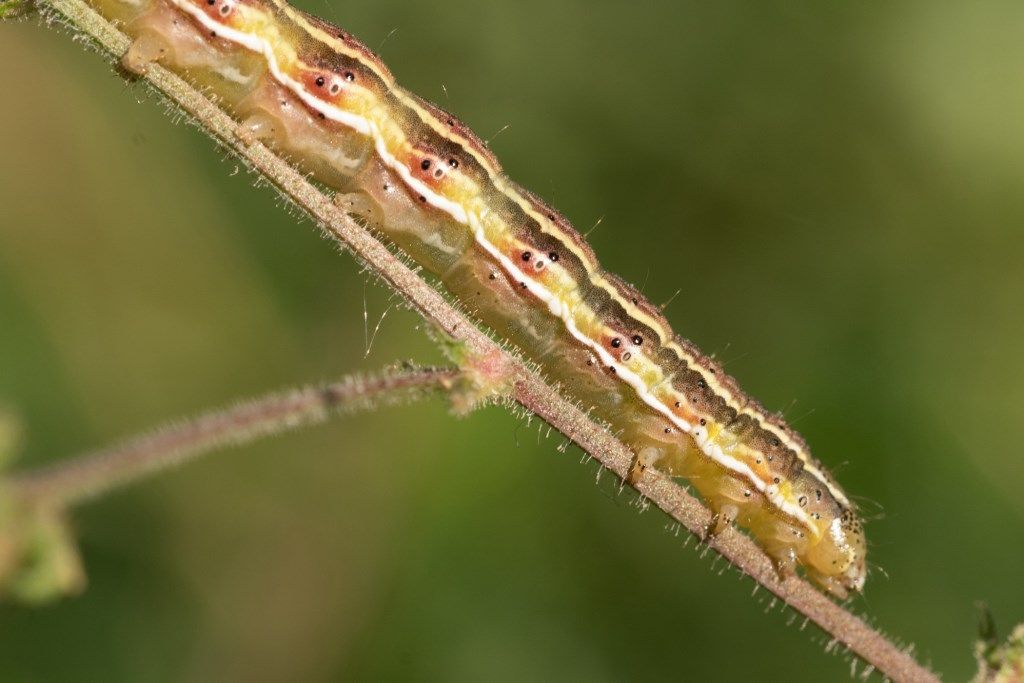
[2,1,1023,680]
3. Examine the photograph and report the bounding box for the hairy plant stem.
[19,0,939,679]
[9,367,460,505]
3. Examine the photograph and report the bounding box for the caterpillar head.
[806,507,867,599]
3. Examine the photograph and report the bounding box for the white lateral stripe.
[172,1,372,134]
[172,0,817,535]
[465,217,816,534]
[174,0,471,222]
[267,0,844,511]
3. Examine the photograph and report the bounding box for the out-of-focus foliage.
[975,612,1024,683]
[1,1,1023,680]
[0,412,84,604]
[0,500,84,605]
[0,0,32,20]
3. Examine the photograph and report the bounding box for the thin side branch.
[10,366,459,505]
[27,1,938,680]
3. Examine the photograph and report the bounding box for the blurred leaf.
[0,495,85,604]
[0,416,86,604]
[979,603,1000,650]
[0,0,32,20]
[974,614,1024,683]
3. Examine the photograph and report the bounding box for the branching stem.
[9,366,460,505]
[20,1,939,679]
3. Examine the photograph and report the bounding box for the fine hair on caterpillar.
[92,0,867,597]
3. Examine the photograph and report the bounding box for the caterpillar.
[88,0,867,597]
